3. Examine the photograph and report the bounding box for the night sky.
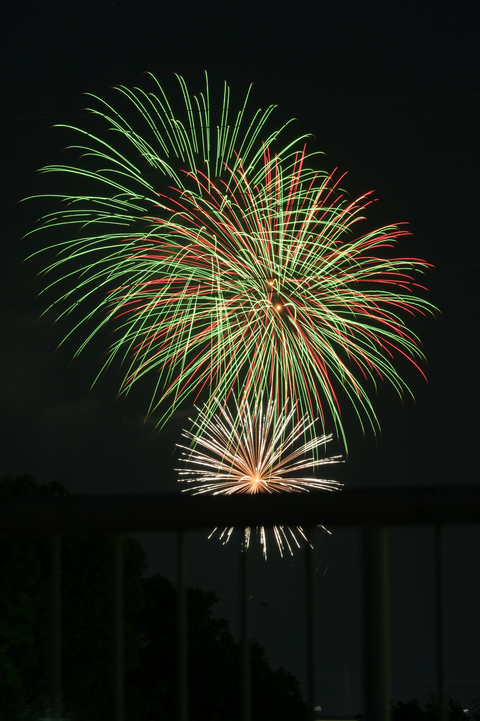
[1,1,479,715]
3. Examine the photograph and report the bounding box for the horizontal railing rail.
[1,486,480,536]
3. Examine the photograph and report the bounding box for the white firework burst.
[176,394,343,558]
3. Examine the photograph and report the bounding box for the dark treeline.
[0,475,308,720]
[392,696,480,721]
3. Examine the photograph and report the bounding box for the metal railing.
[2,487,480,721]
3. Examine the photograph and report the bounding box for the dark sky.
[1,0,479,714]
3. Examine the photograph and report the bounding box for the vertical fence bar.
[177,531,188,721]
[240,529,251,721]
[112,534,124,721]
[49,535,62,721]
[435,525,447,721]
[306,527,316,721]
[362,525,391,721]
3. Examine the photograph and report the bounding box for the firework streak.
[176,394,343,557]
[26,73,436,448]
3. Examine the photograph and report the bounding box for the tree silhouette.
[392,695,468,721]
[0,475,307,720]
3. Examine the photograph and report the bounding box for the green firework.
[25,72,436,448]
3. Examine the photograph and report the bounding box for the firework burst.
[176,394,343,558]
[26,73,436,446]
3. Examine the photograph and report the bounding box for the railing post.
[240,529,251,721]
[306,527,316,721]
[362,525,391,721]
[435,525,447,721]
[177,530,188,721]
[112,534,124,721]
[49,535,62,721]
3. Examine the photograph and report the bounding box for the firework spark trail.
[26,74,436,448]
[176,394,343,558]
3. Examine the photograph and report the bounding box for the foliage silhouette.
[0,475,307,720]
[0,474,146,720]
[392,695,468,721]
